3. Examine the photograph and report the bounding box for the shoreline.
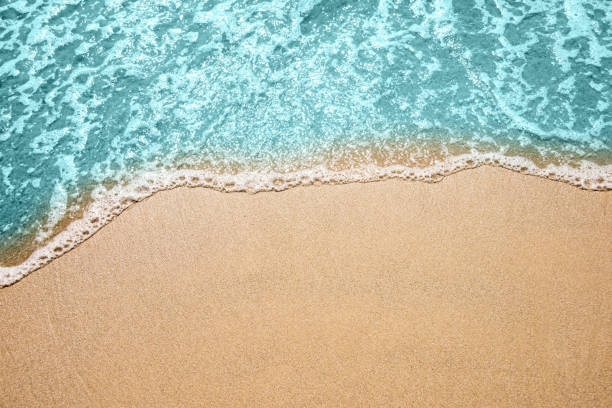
[2,154,611,287]
[1,166,611,406]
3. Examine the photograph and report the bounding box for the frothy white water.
[1,153,610,286]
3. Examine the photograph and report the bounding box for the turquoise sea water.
[1,0,611,285]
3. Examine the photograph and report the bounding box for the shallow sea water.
[1,0,611,285]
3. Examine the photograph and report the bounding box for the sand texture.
[1,167,611,407]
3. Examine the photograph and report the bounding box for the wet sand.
[1,167,611,407]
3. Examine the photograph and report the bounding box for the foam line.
[1,152,610,287]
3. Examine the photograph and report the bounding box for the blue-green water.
[1,0,611,285]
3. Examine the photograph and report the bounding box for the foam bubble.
[1,153,610,287]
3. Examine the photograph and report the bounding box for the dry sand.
[1,167,611,407]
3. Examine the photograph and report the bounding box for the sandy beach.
[1,166,611,407]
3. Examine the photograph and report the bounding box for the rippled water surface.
[1,0,611,284]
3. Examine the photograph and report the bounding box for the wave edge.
[1,152,611,287]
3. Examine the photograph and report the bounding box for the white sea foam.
[1,153,610,287]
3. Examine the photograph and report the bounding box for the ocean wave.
[2,0,612,286]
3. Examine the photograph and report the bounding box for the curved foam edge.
[1,152,611,286]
